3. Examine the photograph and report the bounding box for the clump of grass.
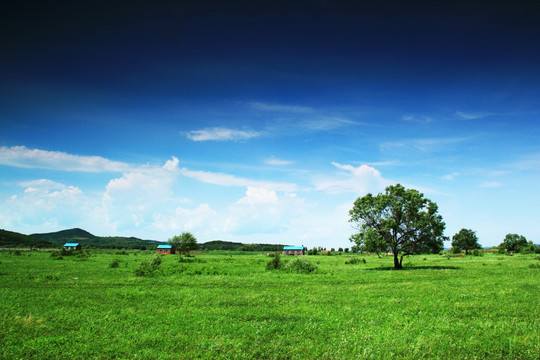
[345,257,365,264]
[286,257,317,273]
[109,259,120,268]
[135,254,162,276]
[266,252,283,270]
[528,263,540,269]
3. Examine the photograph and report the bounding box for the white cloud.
[265,156,294,166]
[314,162,391,194]
[250,102,314,113]
[442,172,460,180]
[480,181,502,188]
[381,137,470,152]
[455,111,491,120]
[152,204,216,233]
[185,127,262,141]
[223,187,305,235]
[402,115,433,124]
[0,146,130,172]
[178,167,298,192]
[301,117,357,131]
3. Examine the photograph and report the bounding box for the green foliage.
[349,184,445,269]
[135,254,162,276]
[345,257,361,264]
[108,259,120,268]
[0,229,54,248]
[168,232,198,255]
[499,233,529,253]
[285,257,317,273]
[451,229,481,255]
[307,247,318,255]
[266,252,283,270]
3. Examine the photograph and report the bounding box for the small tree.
[451,228,481,255]
[168,232,198,256]
[499,233,528,253]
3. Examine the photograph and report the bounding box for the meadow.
[1,250,539,359]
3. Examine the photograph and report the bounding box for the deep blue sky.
[1,1,539,247]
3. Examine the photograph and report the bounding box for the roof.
[64,243,80,247]
[157,244,173,249]
[283,246,304,250]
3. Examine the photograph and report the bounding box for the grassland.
[1,250,539,359]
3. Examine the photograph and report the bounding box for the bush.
[266,252,283,270]
[109,259,120,268]
[473,249,484,257]
[135,254,162,276]
[345,257,360,264]
[286,257,317,273]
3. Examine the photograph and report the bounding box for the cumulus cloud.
[152,204,216,233]
[185,127,262,141]
[224,187,305,235]
[0,146,130,172]
[314,162,391,194]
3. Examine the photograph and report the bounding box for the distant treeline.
[199,240,288,252]
[0,229,54,248]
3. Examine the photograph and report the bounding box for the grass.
[0,250,539,359]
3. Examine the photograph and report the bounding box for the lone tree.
[349,184,445,269]
[168,232,198,256]
[451,228,481,255]
[499,233,528,253]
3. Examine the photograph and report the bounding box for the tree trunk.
[393,251,403,269]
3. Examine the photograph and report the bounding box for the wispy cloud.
[0,146,130,172]
[381,137,470,152]
[442,172,460,180]
[455,111,492,120]
[178,167,298,192]
[402,115,433,124]
[250,102,314,113]
[265,156,294,166]
[301,117,357,131]
[185,127,262,141]
[480,181,502,188]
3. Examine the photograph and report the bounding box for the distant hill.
[30,228,160,249]
[199,240,288,252]
[0,229,54,248]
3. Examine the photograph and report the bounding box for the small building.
[64,243,81,251]
[156,244,175,255]
[282,246,305,256]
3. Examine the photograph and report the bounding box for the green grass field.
[1,250,539,359]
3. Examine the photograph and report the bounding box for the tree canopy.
[451,228,481,255]
[168,232,198,255]
[499,233,528,253]
[349,184,445,269]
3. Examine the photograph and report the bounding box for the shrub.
[135,254,162,276]
[266,252,283,270]
[345,257,360,264]
[286,257,317,273]
[473,249,483,257]
[109,259,120,268]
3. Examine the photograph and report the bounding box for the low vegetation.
[1,250,539,359]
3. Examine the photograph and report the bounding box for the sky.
[1,1,539,248]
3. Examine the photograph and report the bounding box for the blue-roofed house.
[282,246,305,256]
[64,243,81,250]
[156,244,175,255]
